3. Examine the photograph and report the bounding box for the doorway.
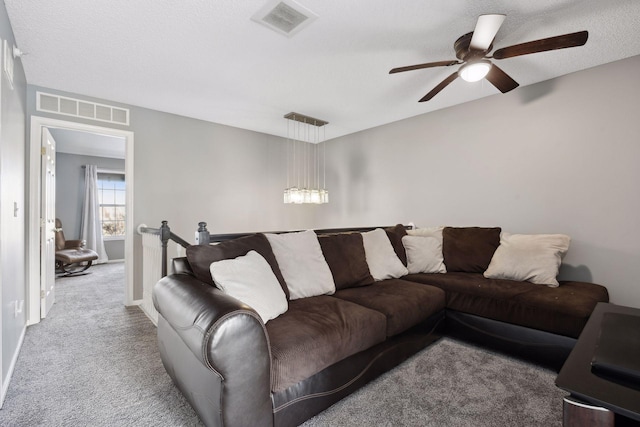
[28,116,134,325]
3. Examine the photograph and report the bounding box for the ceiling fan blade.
[485,64,519,93]
[419,72,459,102]
[470,14,506,51]
[390,60,460,74]
[492,30,588,60]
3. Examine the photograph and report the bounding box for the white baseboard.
[0,325,26,408]
[138,302,158,327]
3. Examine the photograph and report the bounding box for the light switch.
[14,300,24,318]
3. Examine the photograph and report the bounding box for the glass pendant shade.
[283,112,329,204]
[283,188,329,204]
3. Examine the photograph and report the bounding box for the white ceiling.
[50,128,125,159]
[6,0,640,141]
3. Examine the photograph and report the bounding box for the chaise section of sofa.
[401,226,609,368]
[405,272,609,338]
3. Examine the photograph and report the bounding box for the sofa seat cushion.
[333,279,445,337]
[265,296,387,392]
[405,273,609,338]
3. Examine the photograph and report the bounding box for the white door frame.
[40,128,57,319]
[0,41,4,401]
[27,116,135,325]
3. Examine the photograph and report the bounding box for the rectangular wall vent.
[36,91,130,126]
[251,0,318,37]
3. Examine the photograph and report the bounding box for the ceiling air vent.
[36,91,130,126]
[251,0,318,37]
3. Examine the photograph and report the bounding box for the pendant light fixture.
[283,112,329,204]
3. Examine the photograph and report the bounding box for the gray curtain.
[80,165,108,263]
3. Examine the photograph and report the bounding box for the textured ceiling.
[6,0,640,141]
[50,128,125,159]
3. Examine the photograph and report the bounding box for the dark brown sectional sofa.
[152,225,609,427]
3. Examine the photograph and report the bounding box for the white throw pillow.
[407,226,444,240]
[483,233,571,287]
[361,228,408,280]
[209,250,288,323]
[406,226,447,273]
[402,235,447,274]
[265,230,336,300]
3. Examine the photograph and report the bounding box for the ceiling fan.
[390,14,588,102]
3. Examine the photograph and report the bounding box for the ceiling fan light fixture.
[391,15,587,101]
[459,60,492,82]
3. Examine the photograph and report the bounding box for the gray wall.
[0,2,28,401]
[319,55,640,309]
[55,153,125,260]
[27,85,317,299]
[25,55,640,309]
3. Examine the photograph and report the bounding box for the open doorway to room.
[51,128,126,265]
[28,117,134,325]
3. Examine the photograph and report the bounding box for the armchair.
[55,218,99,276]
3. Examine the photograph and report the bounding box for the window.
[97,172,125,239]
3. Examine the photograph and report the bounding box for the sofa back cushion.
[385,224,409,266]
[186,233,290,299]
[317,233,374,290]
[442,226,501,273]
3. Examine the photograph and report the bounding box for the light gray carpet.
[0,262,203,426]
[0,262,566,426]
[301,339,566,427]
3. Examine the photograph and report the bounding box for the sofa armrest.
[153,273,273,427]
[171,256,193,275]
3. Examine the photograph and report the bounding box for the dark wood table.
[556,302,640,426]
